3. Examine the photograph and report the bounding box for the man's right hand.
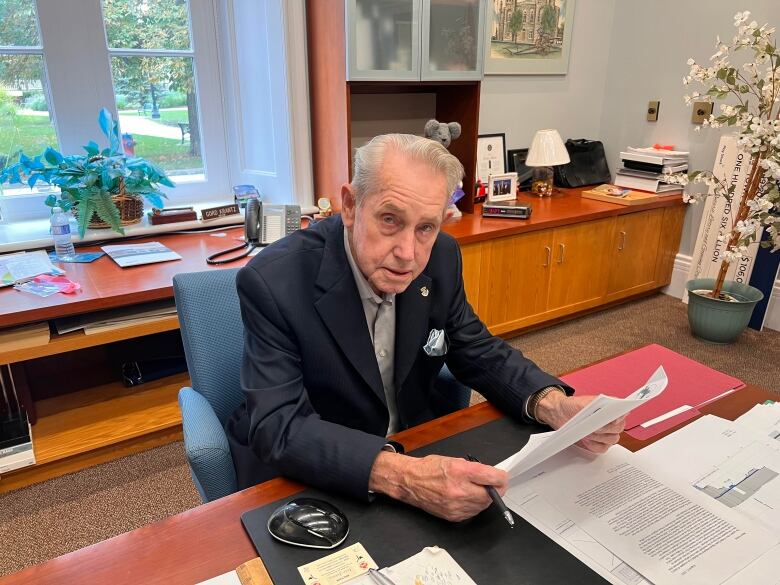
[368,451,508,522]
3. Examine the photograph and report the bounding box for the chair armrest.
[178,387,238,502]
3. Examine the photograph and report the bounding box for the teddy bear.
[423,119,462,149]
[423,119,464,218]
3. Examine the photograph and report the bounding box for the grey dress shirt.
[343,229,399,435]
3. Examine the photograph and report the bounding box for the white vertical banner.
[684,135,763,303]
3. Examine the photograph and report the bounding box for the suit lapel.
[314,220,385,404]
[394,272,432,389]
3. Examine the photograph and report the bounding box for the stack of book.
[614,147,689,194]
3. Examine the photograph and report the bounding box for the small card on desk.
[297,543,377,585]
[49,252,104,263]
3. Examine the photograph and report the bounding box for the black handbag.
[554,139,611,188]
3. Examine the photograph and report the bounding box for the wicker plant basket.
[72,182,144,229]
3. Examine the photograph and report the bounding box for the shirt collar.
[343,227,394,305]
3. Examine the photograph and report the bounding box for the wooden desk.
[0,189,685,491]
[0,383,772,585]
[0,189,683,330]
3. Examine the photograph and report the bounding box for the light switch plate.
[692,101,713,124]
[647,101,660,122]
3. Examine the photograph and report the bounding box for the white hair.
[351,134,464,206]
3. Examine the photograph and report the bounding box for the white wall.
[478,0,616,152]
[600,1,779,257]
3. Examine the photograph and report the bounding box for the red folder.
[560,344,745,440]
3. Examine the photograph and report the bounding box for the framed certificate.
[476,133,506,184]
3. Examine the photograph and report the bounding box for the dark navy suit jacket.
[226,215,570,500]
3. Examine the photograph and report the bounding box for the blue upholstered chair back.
[172,266,469,502]
[173,268,244,425]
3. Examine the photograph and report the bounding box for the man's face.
[342,151,448,295]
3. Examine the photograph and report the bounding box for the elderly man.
[226,134,625,521]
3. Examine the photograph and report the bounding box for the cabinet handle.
[543,246,551,267]
[618,230,627,251]
[558,243,566,264]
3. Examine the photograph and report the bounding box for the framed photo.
[507,148,533,188]
[487,172,518,202]
[484,0,576,75]
[476,133,507,184]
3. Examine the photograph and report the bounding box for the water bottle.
[50,206,75,258]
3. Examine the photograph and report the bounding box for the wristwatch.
[527,386,566,423]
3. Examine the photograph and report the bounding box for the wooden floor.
[0,372,186,494]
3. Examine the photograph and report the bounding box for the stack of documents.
[495,363,780,584]
[614,147,688,193]
[0,365,35,474]
[0,250,64,287]
[54,299,176,335]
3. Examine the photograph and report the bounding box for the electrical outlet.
[692,101,713,124]
[647,101,660,122]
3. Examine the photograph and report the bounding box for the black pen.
[466,454,515,528]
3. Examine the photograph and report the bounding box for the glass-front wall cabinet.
[347,0,485,81]
[348,0,421,80]
[423,0,484,80]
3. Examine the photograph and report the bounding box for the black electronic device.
[266,497,349,549]
[207,199,301,265]
[507,148,533,188]
[482,201,533,219]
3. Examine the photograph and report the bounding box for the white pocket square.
[423,328,448,357]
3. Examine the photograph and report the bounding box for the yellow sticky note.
[297,542,377,585]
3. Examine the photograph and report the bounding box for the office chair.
[173,268,472,503]
[174,268,244,502]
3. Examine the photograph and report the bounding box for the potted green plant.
[667,10,779,344]
[0,108,174,237]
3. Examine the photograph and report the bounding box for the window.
[0,0,312,238]
[0,0,59,213]
[0,0,230,224]
[103,0,203,177]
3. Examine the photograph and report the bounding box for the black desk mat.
[241,417,608,584]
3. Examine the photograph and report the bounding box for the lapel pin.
[420,286,429,297]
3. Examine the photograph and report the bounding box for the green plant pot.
[686,278,764,344]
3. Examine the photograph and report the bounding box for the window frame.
[0,0,315,247]
[1,0,230,223]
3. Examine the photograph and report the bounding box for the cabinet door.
[347,0,421,81]
[547,218,614,314]
[477,230,553,334]
[606,209,665,301]
[460,242,482,310]
[421,0,485,80]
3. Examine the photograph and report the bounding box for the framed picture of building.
[484,0,576,75]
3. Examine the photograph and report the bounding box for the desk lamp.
[526,129,570,197]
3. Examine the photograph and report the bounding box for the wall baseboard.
[662,254,780,332]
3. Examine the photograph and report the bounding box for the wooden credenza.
[452,193,685,335]
[0,189,685,492]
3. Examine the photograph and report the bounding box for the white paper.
[504,486,652,585]
[724,543,780,585]
[635,414,780,534]
[195,571,241,585]
[101,242,182,267]
[497,367,667,479]
[736,402,780,442]
[347,547,476,585]
[0,250,62,285]
[513,445,777,585]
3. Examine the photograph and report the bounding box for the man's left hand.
[535,392,626,453]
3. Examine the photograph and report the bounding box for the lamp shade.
[526,129,570,167]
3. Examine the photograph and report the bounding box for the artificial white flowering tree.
[667,10,780,299]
